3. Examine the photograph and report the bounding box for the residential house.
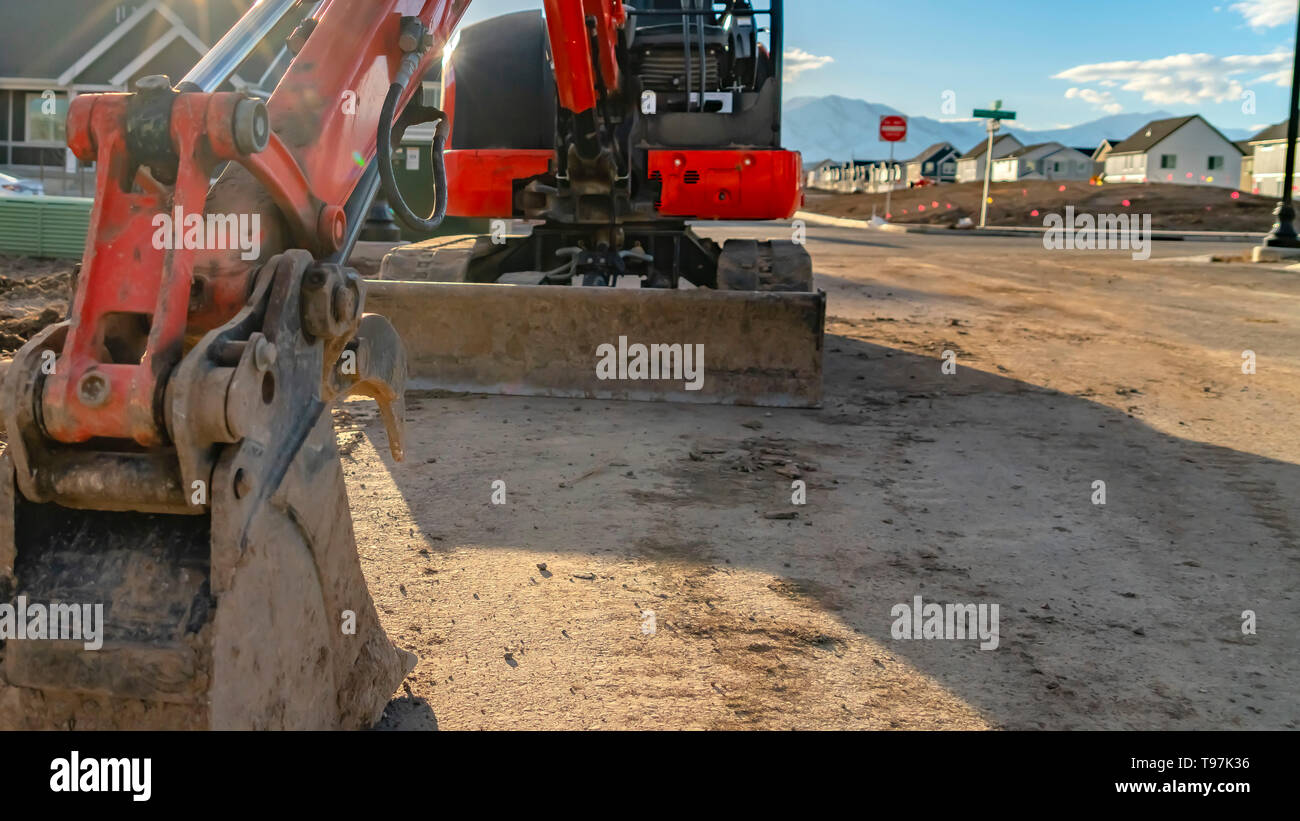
[904,142,960,185]
[1236,141,1254,193]
[1245,121,1300,196]
[804,159,837,191]
[0,0,293,181]
[990,142,1093,182]
[803,159,892,193]
[955,133,1022,183]
[1090,139,1120,180]
[1102,115,1242,188]
[866,159,905,193]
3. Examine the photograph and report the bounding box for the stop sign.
[879,115,908,142]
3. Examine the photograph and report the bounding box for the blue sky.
[455,0,1299,131]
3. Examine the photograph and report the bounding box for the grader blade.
[366,281,826,408]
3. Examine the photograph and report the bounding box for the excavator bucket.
[0,252,412,729]
[369,236,826,408]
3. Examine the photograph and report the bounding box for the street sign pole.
[973,101,1016,229]
[878,114,908,221]
[980,120,997,228]
[885,141,895,219]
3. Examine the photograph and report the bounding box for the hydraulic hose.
[377,52,448,233]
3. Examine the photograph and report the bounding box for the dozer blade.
[365,281,827,407]
[0,252,411,729]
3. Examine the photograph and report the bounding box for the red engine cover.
[648,149,804,221]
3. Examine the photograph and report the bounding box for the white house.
[804,159,837,191]
[956,133,1022,183]
[867,160,905,192]
[990,142,1093,182]
[1102,115,1242,188]
[1245,121,1298,197]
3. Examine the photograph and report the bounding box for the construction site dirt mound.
[0,256,73,354]
[808,180,1276,232]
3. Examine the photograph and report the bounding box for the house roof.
[1001,142,1062,159]
[0,0,294,90]
[905,142,958,164]
[1111,116,1198,154]
[960,133,1020,160]
[1249,121,1291,143]
[1110,115,1243,155]
[1091,139,1120,159]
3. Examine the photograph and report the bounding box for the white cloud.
[1053,50,1292,107]
[1231,0,1297,29]
[1065,87,1123,114]
[783,48,833,82]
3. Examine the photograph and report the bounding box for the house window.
[923,161,933,173]
[1053,162,1062,173]
[941,161,955,175]
[1160,154,1177,169]
[25,92,68,144]
[1208,156,1224,170]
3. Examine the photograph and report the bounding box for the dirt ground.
[0,256,72,353]
[349,226,1297,730]
[810,180,1276,231]
[1,228,1296,730]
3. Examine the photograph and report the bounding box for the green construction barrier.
[0,195,93,259]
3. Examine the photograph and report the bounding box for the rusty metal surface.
[366,281,825,407]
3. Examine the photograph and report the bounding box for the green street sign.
[973,109,1017,120]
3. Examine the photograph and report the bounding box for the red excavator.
[0,0,822,729]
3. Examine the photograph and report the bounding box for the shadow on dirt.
[372,694,438,731]
[357,331,1299,730]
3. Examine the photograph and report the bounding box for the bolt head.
[253,337,278,372]
[76,371,111,407]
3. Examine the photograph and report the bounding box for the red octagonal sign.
[879,115,908,142]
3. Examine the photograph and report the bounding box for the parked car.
[0,172,45,196]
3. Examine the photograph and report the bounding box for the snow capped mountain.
[783,95,1253,162]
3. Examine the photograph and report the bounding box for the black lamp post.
[1264,3,1300,247]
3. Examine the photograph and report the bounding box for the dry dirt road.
[341,226,1300,730]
